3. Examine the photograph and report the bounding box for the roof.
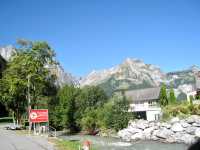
[125,87,161,102]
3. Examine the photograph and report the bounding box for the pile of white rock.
[118,115,200,144]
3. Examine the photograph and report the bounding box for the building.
[125,87,161,121]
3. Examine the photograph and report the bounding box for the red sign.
[29,109,48,123]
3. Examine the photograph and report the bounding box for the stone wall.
[118,115,200,144]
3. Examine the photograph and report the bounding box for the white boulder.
[171,123,184,132]
[195,128,200,137]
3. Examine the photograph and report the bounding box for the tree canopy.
[159,83,168,107]
[0,41,57,124]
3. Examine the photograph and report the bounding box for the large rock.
[186,115,200,124]
[127,127,143,134]
[143,127,156,139]
[171,123,184,132]
[131,132,144,141]
[156,129,174,139]
[192,123,200,127]
[117,129,132,141]
[170,117,180,124]
[195,128,200,137]
[180,122,191,128]
[136,120,149,130]
[180,134,196,144]
[185,126,197,135]
[173,132,195,144]
[161,123,171,129]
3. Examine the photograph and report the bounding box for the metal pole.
[28,75,31,134]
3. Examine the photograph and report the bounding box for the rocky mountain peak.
[0,45,16,61]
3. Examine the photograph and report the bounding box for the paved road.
[0,124,55,150]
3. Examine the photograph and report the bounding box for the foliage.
[0,40,57,124]
[98,94,133,131]
[159,83,168,106]
[162,102,200,120]
[75,86,108,128]
[80,109,99,133]
[50,85,79,132]
[169,83,176,104]
[189,95,194,105]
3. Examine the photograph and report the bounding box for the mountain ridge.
[80,58,200,97]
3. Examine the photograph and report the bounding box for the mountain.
[0,45,77,87]
[80,58,165,95]
[0,45,16,61]
[80,58,200,97]
[46,64,79,87]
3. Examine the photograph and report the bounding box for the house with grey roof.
[125,87,161,121]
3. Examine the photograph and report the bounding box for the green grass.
[50,138,97,150]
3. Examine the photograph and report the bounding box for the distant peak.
[123,58,143,64]
[190,65,200,72]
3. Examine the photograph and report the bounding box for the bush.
[80,109,99,134]
[98,95,134,131]
[162,102,200,120]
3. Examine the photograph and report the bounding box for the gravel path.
[0,124,55,150]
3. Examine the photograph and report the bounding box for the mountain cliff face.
[80,58,200,97]
[47,64,79,87]
[0,45,16,61]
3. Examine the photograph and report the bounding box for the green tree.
[189,95,194,106]
[76,86,108,131]
[0,40,56,124]
[169,83,176,104]
[50,85,79,131]
[159,83,168,107]
[99,94,133,131]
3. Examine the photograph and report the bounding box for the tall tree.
[98,94,133,131]
[50,85,79,131]
[169,83,176,104]
[159,83,168,107]
[0,41,56,124]
[76,86,108,132]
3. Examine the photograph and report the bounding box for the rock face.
[0,45,16,61]
[47,64,79,87]
[80,58,200,97]
[118,115,200,144]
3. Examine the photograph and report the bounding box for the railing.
[47,126,56,137]
[130,104,161,112]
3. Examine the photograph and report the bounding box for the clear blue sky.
[0,0,200,76]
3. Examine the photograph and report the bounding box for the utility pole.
[28,75,31,134]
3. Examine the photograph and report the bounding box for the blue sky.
[0,0,200,76]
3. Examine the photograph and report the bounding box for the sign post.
[29,109,49,123]
[29,109,49,134]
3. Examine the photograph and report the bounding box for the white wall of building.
[146,109,161,121]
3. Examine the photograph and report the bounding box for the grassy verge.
[49,138,97,150]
